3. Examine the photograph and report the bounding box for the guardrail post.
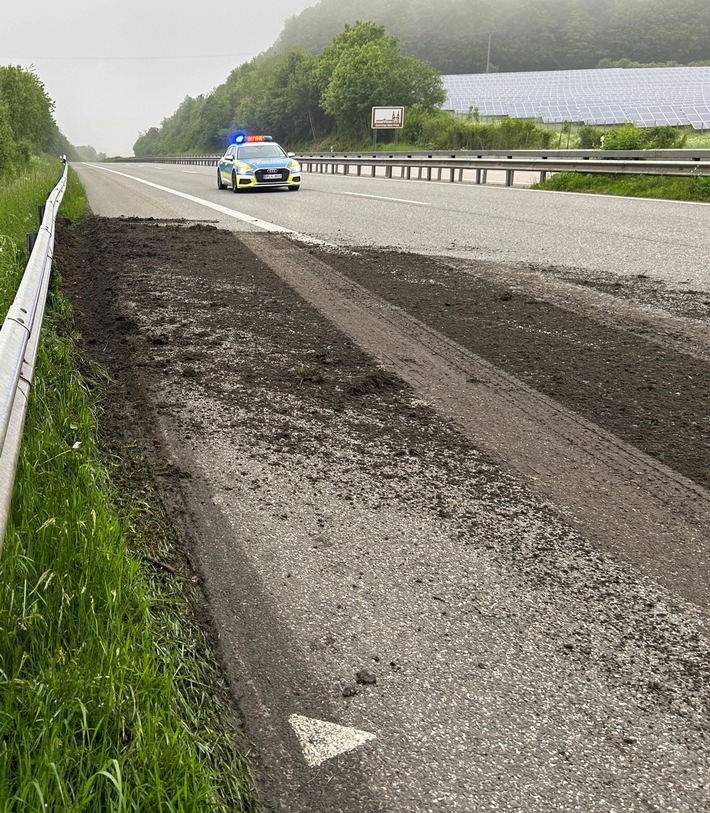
[449,168,455,183]
[386,165,392,179]
[26,233,37,259]
[540,170,547,183]
[505,169,514,187]
[357,164,362,177]
[371,165,376,177]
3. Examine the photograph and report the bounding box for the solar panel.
[441,67,710,130]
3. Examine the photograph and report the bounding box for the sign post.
[371,106,404,144]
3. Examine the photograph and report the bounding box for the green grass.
[0,158,260,811]
[532,172,710,201]
[669,129,710,149]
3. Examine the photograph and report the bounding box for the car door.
[219,146,235,182]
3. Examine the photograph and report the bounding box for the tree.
[0,66,55,151]
[234,51,325,144]
[0,99,20,175]
[318,22,445,139]
[0,66,60,175]
[268,0,710,74]
[133,127,163,157]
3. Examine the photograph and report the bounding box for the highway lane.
[74,161,710,292]
[67,163,710,812]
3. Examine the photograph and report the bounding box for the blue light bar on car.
[232,133,273,144]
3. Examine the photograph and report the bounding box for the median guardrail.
[0,161,68,549]
[115,149,710,187]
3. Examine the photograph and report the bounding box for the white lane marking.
[341,191,430,206]
[289,714,376,767]
[89,164,292,233]
[182,170,197,174]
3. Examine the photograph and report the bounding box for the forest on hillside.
[271,0,710,73]
[134,23,448,155]
[133,0,709,156]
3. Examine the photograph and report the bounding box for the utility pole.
[486,32,492,73]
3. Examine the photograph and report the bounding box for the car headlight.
[290,162,301,173]
[236,166,255,176]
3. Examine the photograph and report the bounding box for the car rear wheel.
[217,170,227,190]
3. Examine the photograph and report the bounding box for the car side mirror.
[287,152,295,157]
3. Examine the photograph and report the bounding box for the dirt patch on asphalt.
[56,217,462,467]
[323,248,710,492]
[53,215,710,811]
[55,216,710,488]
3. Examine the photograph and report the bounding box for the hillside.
[269,0,710,74]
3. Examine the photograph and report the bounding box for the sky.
[1,0,318,156]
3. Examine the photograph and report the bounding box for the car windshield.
[237,144,285,159]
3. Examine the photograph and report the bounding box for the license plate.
[264,173,280,179]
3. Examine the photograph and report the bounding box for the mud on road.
[56,216,710,812]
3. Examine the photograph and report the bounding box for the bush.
[603,123,686,150]
[400,107,553,150]
[603,123,645,150]
[578,125,603,149]
[640,125,686,148]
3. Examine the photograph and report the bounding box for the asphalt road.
[73,161,710,292]
[68,163,710,813]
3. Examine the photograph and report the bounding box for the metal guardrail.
[0,161,68,550]
[115,149,710,186]
[297,154,710,186]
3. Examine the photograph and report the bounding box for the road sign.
[371,107,404,129]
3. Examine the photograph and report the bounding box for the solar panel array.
[441,67,710,130]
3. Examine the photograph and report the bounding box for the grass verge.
[0,158,260,811]
[532,171,710,202]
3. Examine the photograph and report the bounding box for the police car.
[217,134,301,192]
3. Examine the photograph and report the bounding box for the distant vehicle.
[217,134,301,193]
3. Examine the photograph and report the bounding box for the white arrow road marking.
[289,714,376,767]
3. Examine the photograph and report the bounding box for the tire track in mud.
[240,233,710,610]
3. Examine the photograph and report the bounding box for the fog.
[1,0,317,155]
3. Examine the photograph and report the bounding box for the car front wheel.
[287,185,300,192]
[232,172,242,193]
